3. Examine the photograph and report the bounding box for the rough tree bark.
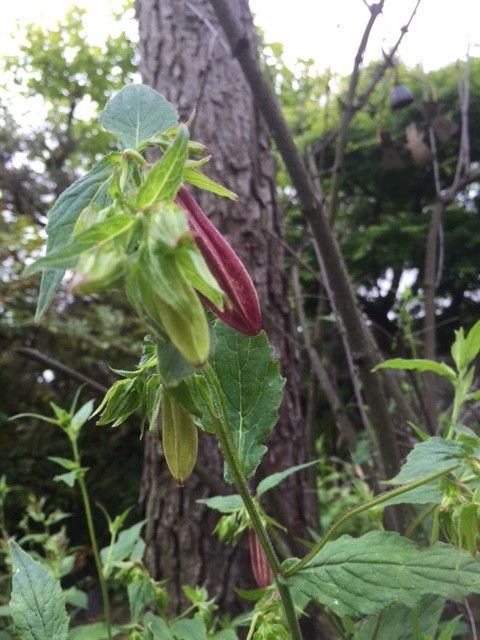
[136,0,316,612]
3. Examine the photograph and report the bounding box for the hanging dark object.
[390,84,414,110]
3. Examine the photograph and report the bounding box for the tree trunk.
[136,0,315,612]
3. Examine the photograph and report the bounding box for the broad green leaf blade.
[283,531,480,618]
[183,167,237,201]
[170,619,207,640]
[128,578,155,622]
[100,521,146,564]
[380,481,443,507]
[388,438,463,484]
[9,540,69,640]
[256,460,319,497]
[36,154,118,320]
[207,323,285,482]
[197,494,243,513]
[99,84,178,150]
[156,340,196,388]
[137,124,189,208]
[354,595,444,640]
[373,358,456,382]
[27,215,134,273]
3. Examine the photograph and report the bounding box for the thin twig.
[17,347,107,395]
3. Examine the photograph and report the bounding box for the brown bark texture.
[135,0,315,612]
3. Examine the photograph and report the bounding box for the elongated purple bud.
[176,186,262,336]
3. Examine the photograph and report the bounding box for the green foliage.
[99,84,178,150]
[9,541,69,640]
[283,531,480,618]
[196,323,285,481]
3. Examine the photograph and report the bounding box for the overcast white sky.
[0,0,478,75]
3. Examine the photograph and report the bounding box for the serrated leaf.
[205,323,284,482]
[388,438,463,484]
[354,595,444,640]
[9,540,69,640]
[183,167,237,201]
[283,531,480,618]
[26,215,134,273]
[35,155,118,320]
[99,84,178,150]
[197,494,244,513]
[256,460,319,497]
[137,124,188,208]
[373,358,456,382]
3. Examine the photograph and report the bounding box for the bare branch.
[17,347,108,396]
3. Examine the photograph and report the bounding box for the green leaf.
[463,319,480,368]
[354,595,444,640]
[143,613,173,640]
[387,438,463,484]
[128,578,155,622]
[9,540,69,640]
[183,167,237,201]
[48,457,78,471]
[99,84,178,150]
[373,358,456,382]
[71,400,94,434]
[156,340,196,388]
[256,460,319,497]
[170,619,207,640]
[197,494,244,513]
[26,215,135,273]
[101,520,146,564]
[137,124,189,208]
[204,323,285,482]
[63,587,88,610]
[35,154,118,320]
[67,623,121,640]
[380,482,443,507]
[53,470,87,488]
[176,246,224,310]
[283,531,480,618]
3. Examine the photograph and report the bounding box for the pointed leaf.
[9,540,69,640]
[256,460,319,497]
[36,155,118,320]
[137,124,189,208]
[99,84,178,150]
[373,358,456,382]
[463,319,480,367]
[197,495,244,513]
[283,531,480,618]
[183,167,237,201]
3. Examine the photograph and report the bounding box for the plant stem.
[284,467,455,577]
[204,364,302,640]
[71,437,112,640]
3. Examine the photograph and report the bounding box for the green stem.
[71,437,112,640]
[284,467,455,577]
[204,365,302,640]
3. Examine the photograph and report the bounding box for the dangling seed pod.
[161,392,198,485]
[248,529,273,589]
[390,84,414,111]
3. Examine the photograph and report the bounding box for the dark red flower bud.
[176,186,262,336]
[248,529,272,589]
[390,84,414,111]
